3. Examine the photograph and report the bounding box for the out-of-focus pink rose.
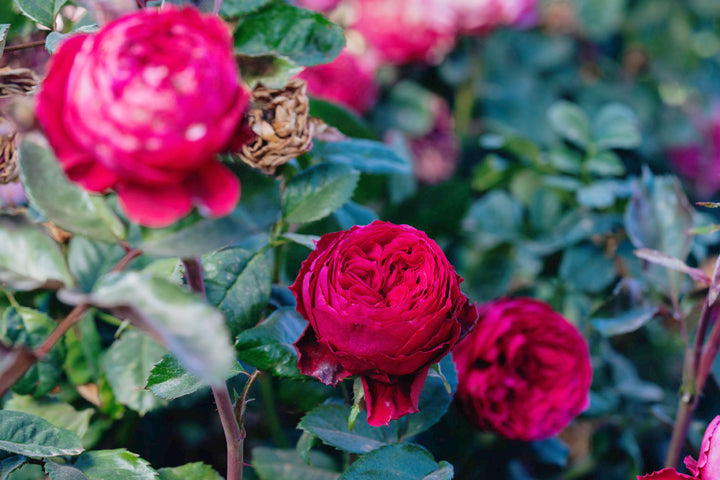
[0,183,26,207]
[409,96,459,184]
[452,297,592,441]
[292,221,479,426]
[297,50,378,114]
[446,0,539,34]
[685,416,720,480]
[295,0,341,12]
[637,469,695,480]
[36,7,249,227]
[347,0,456,65]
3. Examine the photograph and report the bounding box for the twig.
[3,40,46,53]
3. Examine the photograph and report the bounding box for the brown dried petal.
[0,67,38,98]
[238,79,313,175]
[0,133,18,184]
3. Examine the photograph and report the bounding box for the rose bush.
[452,297,592,441]
[291,220,479,426]
[36,7,249,227]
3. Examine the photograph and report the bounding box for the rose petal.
[188,160,240,217]
[295,325,351,386]
[362,368,428,427]
[637,468,695,480]
[115,181,193,228]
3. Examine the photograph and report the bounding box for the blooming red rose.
[292,220,478,426]
[685,416,720,480]
[446,0,538,35]
[36,7,249,227]
[452,297,592,441]
[297,50,379,115]
[638,469,695,480]
[347,0,457,65]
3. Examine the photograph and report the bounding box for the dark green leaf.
[67,237,126,293]
[74,449,156,480]
[12,0,66,27]
[586,151,626,176]
[309,99,376,140]
[18,140,125,242]
[313,140,411,175]
[575,180,621,209]
[421,462,454,480]
[102,330,166,415]
[63,310,102,385]
[333,202,378,230]
[0,411,83,458]
[4,395,93,439]
[531,438,569,467]
[282,163,360,225]
[66,272,236,383]
[0,25,9,57]
[219,0,271,18]
[45,31,66,53]
[280,233,319,250]
[235,307,306,378]
[464,190,523,249]
[204,246,272,337]
[252,447,339,480]
[157,462,223,480]
[237,54,302,89]
[592,103,641,150]
[0,456,27,479]
[559,244,617,293]
[547,101,591,148]
[233,1,344,66]
[296,431,316,465]
[44,461,88,480]
[0,214,74,290]
[338,444,445,480]
[575,0,626,40]
[404,355,457,438]
[146,355,244,400]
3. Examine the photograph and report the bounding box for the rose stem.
[0,248,142,397]
[665,300,719,468]
[182,257,244,480]
[3,40,46,53]
[258,373,289,447]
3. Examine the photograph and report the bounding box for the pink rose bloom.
[446,0,538,34]
[348,0,457,65]
[409,96,459,184]
[295,0,341,12]
[36,7,249,227]
[297,49,378,114]
[667,112,720,198]
[638,469,695,480]
[685,416,720,480]
[0,183,26,207]
[452,297,592,441]
[292,221,479,426]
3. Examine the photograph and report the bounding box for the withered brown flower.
[0,67,38,98]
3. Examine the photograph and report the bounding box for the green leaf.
[592,307,658,337]
[421,462,453,480]
[44,461,89,480]
[338,444,445,480]
[0,456,27,479]
[0,25,9,57]
[575,0,626,40]
[220,0,271,17]
[313,140,411,175]
[403,355,457,438]
[102,330,167,415]
[309,99,376,140]
[280,233,319,250]
[4,394,93,439]
[12,0,66,28]
[74,449,157,480]
[1,307,65,396]
[282,163,360,225]
[237,55,303,89]
[233,1,344,66]
[67,237,126,293]
[234,307,305,378]
[146,355,244,400]
[531,438,569,467]
[586,151,626,176]
[547,101,591,148]
[252,447,339,480]
[296,431,316,465]
[18,140,126,243]
[63,310,102,385]
[559,244,617,293]
[333,202,378,230]
[157,462,223,480]
[67,271,236,383]
[204,246,272,338]
[0,411,83,458]
[592,103,641,150]
[0,214,75,290]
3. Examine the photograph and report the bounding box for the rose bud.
[292,220,479,426]
[36,7,249,227]
[637,469,695,480]
[347,0,457,65]
[297,49,379,115]
[685,416,720,480]
[452,297,592,441]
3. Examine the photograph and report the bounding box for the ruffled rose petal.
[362,368,428,427]
[188,160,240,218]
[116,181,193,228]
[295,325,351,386]
[637,468,694,480]
[694,415,720,480]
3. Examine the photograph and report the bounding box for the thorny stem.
[182,257,245,480]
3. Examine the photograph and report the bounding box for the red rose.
[295,0,342,12]
[638,469,695,480]
[297,49,379,115]
[348,0,457,65]
[452,297,592,441]
[446,0,538,35]
[685,416,720,480]
[36,7,249,227]
[292,220,478,426]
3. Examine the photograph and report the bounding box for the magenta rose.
[297,50,379,114]
[452,297,592,441]
[292,220,479,426]
[685,416,720,480]
[447,0,538,34]
[295,0,342,12]
[638,470,695,480]
[36,7,249,227]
